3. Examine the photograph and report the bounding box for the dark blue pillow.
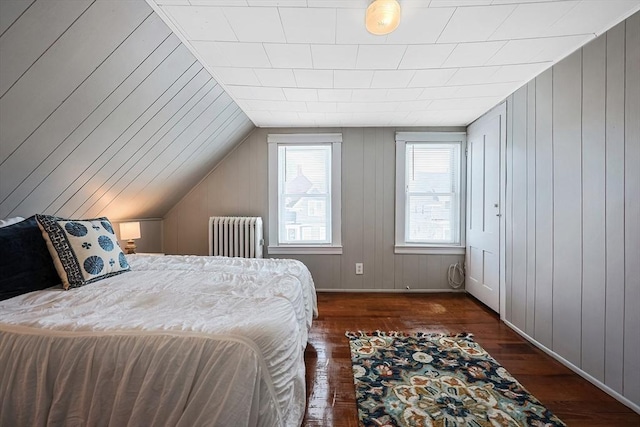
[0,216,61,300]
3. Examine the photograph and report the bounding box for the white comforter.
[0,255,317,427]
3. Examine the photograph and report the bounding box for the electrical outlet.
[355,263,363,275]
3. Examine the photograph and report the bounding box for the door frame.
[466,102,507,318]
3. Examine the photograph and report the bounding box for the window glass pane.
[407,194,455,243]
[405,142,460,244]
[278,145,331,244]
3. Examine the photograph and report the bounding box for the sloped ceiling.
[0,0,255,221]
[148,0,640,127]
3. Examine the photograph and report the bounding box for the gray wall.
[164,127,466,291]
[112,218,163,254]
[0,0,254,223]
[503,14,639,406]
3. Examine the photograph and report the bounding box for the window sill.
[394,245,465,255]
[268,245,343,255]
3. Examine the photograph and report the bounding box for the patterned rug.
[346,331,566,427]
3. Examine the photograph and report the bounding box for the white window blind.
[278,144,331,244]
[405,143,461,244]
[268,133,342,255]
[395,132,465,254]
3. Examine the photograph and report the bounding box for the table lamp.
[119,221,141,254]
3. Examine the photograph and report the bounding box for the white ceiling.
[148,0,639,127]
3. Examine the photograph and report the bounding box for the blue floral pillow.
[36,215,129,289]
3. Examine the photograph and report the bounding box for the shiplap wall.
[503,14,639,407]
[112,218,163,254]
[0,0,254,225]
[164,127,466,291]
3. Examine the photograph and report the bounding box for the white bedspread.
[0,255,317,427]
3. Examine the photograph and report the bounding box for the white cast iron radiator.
[208,216,264,258]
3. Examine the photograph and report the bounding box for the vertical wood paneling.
[179,182,208,255]
[0,0,253,222]
[533,69,554,349]
[220,143,239,216]
[382,128,397,289]
[166,126,464,290]
[525,81,536,337]
[402,255,421,289]
[235,129,253,213]
[374,128,385,289]
[505,94,514,322]
[580,34,606,381]
[623,12,640,404]
[510,87,528,331]
[425,256,442,289]
[604,21,626,394]
[501,13,640,407]
[113,219,163,254]
[163,209,178,254]
[287,255,336,292]
[419,255,428,290]
[552,49,583,367]
[341,128,364,289]
[362,128,376,288]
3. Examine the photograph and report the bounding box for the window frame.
[268,133,342,255]
[395,132,466,255]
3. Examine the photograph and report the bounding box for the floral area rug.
[346,331,566,427]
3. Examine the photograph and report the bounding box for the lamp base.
[125,240,136,255]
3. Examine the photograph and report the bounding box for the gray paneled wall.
[503,13,639,407]
[0,0,254,222]
[112,218,163,254]
[164,127,466,291]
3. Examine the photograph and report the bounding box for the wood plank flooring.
[302,292,640,426]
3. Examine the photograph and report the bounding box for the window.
[395,132,465,254]
[268,133,342,254]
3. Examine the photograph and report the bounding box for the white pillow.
[0,217,25,228]
[36,215,130,289]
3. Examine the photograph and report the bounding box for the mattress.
[0,254,317,427]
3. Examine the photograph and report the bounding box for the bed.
[0,216,316,427]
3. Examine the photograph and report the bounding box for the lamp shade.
[119,221,141,240]
[365,0,401,36]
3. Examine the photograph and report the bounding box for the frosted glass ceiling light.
[366,0,401,36]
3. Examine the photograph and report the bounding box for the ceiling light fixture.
[365,0,401,36]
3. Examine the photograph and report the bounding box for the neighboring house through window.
[268,133,342,254]
[395,132,466,255]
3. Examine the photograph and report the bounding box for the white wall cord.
[448,262,465,289]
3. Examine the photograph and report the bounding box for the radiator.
[208,216,264,258]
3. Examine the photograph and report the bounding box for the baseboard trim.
[315,288,466,293]
[504,320,640,415]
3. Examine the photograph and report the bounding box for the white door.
[466,104,504,313]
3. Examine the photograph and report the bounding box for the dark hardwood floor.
[302,292,640,426]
